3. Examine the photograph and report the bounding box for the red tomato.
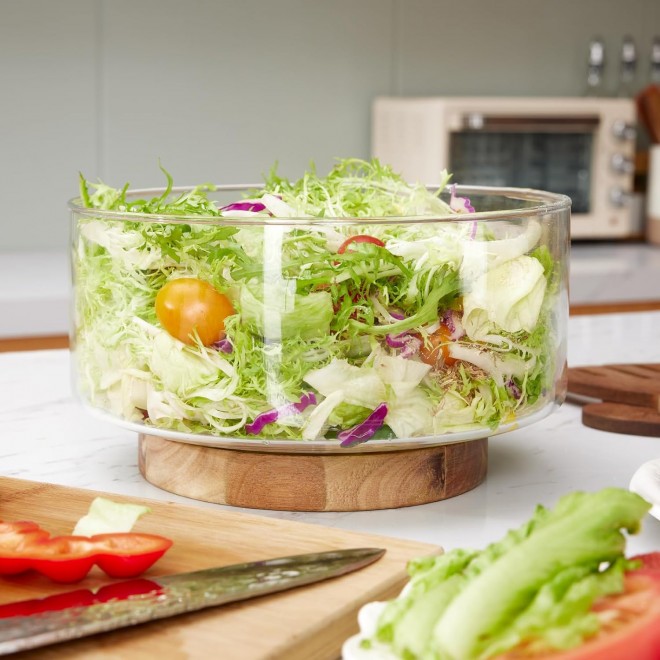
[496,553,660,659]
[155,277,235,346]
[337,234,385,254]
[418,324,457,368]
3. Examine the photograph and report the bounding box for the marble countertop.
[2,243,660,338]
[1,311,660,555]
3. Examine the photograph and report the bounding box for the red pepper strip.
[0,521,173,583]
[0,579,162,619]
[337,234,385,254]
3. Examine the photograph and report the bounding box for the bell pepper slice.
[0,521,173,583]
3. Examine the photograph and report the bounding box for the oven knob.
[612,120,636,141]
[611,153,635,174]
[609,187,629,207]
[465,113,485,130]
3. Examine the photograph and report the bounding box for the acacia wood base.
[138,434,488,511]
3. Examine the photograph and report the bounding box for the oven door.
[449,116,597,215]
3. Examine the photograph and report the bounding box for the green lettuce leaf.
[238,284,333,341]
[72,497,150,536]
[366,488,650,660]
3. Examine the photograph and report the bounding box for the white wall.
[1,0,659,251]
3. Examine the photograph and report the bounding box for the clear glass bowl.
[70,185,570,454]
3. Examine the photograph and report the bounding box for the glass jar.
[70,185,570,453]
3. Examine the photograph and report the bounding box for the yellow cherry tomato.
[155,278,234,346]
[418,324,457,368]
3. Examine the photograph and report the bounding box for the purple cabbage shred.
[245,392,317,435]
[506,379,522,400]
[220,200,267,214]
[339,403,388,448]
[213,337,234,353]
[441,310,465,340]
[385,332,421,359]
[449,184,475,214]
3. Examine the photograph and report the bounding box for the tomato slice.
[155,277,235,346]
[419,324,457,368]
[495,554,660,659]
[0,521,173,583]
[337,234,385,254]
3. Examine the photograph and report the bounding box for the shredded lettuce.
[73,159,563,443]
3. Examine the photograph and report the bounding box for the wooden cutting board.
[0,477,440,659]
[567,363,660,437]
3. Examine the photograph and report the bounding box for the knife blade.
[0,547,385,655]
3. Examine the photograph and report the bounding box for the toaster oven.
[372,97,637,239]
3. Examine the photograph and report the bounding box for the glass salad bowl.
[69,162,570,454]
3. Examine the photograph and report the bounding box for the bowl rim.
[68,183,572,226]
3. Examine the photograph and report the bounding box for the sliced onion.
[339,403,388,448]
[245,392,317,435]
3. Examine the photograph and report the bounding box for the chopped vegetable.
[418,324,457,368]
[337,234,386,254]
[72,497,150,536]
[339,403,389,447]
[0,520,172,583]
[345,488,652,660]
[449,184,475,214]
[245,392,317,435]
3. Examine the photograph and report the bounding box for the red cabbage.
[212,338,234,353]
[220,200,268,214]
[400,336,422,359]
[385,333,408,349]
[245,392,317,435]
[339,403,388,447]
[449,184,475,214]
[441,309,465,340]
[506,379,522,400]
[386,332,421,358]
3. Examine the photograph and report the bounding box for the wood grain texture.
[138,435,488,512]
[582,402,660,437]
[567,364,660,410]
[569,300,660,316]
[568,363,660,437]
[0,335,69,353]
[0,477,440,660]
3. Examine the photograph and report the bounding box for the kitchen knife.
[0,547,385,655]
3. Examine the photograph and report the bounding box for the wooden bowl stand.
[138,434,488,512]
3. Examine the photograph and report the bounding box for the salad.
[72,158,565,445]
[343,488,660,660]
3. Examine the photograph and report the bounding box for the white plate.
[630,458,660,520]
